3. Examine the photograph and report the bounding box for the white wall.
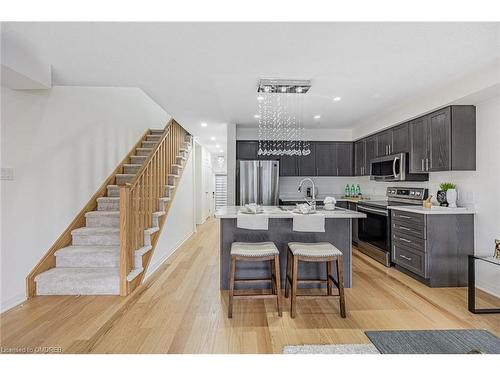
[0,86,170,312]
[145,151,195,279]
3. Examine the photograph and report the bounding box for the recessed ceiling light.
[257,96,264,101]
[220,149,224,153]
[201,122,208,127]
[314,115,321,119]
[210,136,216,141]
[333,97,342,102]
[216,144,220,148]
[254,114,261,119]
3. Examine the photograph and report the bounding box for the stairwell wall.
[0,86,171,312]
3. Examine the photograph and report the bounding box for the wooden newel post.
[119,184,131,296]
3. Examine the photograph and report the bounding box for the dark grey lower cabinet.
[348,202,358,245]
[391,210,474,287]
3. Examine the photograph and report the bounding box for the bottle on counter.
[345,184,350,197]
[350,184,356,197]
[356,184,361,197]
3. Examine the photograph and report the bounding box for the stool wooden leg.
[285,249,292,298]
[228,256,236,319]
[326,260,333,296]
[270,258,276,295]
[274,255,282,317]
[290,255,299,319]
[336,257,346,318]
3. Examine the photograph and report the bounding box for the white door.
[214,174,227,210]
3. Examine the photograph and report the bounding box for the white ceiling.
[2,22,500,157]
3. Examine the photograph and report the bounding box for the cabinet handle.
[399,237,412,243]
[397,214,412,219]
[396,225,412,231]
[337,167,339,176]
[421,159,424,171]
[388,145,391,154]
[400,255,412,261]
[426,158,429,171]
[316,167,318,176]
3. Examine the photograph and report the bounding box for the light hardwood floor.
[1,218,499,353]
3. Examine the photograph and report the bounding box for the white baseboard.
[143,231,194,281]
[0,293,27,314]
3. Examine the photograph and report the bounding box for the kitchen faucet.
[298,178,316,209]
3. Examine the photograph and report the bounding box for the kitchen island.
[215,206,366,290]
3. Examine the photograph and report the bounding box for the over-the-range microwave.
[370,153,428,182]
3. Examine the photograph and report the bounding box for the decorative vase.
[436,190,448,207]
[446,188,457,208]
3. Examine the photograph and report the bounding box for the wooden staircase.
[27,119,192,297]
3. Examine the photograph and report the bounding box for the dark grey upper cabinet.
[336,142,353,176]
[409,116,429,173]
[409,105,476,173]
[428,107,451,171]
[315,142,335,176]
[391,123,409,154]
[298,143,316,176]
[280,155,298,176]
[376,130,392,157]
[236,141,259,160]
[365,136,378,175]
[354,140,366,176]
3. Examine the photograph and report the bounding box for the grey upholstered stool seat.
[286,241,346,319]
[231,242,279,257]
[288,242,342,257]
[228,241,282,318]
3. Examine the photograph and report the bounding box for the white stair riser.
[86,214,119,228]
[56,253,119,268]
[72,232,120,246]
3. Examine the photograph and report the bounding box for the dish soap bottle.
[345,184,350,197]
[356,184,362,197]
[350,184,356,197]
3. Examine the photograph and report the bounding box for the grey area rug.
[283,344,380,354]
[365,329,500,354]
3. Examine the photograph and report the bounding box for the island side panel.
[220,218,352,290]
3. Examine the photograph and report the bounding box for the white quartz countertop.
[215,206,367,219]
[388,205,476,215]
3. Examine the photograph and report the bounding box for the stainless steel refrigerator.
[237,160,280,206]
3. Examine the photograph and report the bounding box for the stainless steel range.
[357,187,428,267]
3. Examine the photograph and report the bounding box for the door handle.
[400,254,412,261]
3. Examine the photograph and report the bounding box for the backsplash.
[279,172,478,209]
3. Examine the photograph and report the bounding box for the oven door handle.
[357,206,388,217]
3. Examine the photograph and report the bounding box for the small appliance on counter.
[357,187,429,267]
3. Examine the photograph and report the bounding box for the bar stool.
[228,242,282,318]
[285,242,346,318]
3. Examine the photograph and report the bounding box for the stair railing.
[118,119,188,295]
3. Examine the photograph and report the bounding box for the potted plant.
[438,182,457,208]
